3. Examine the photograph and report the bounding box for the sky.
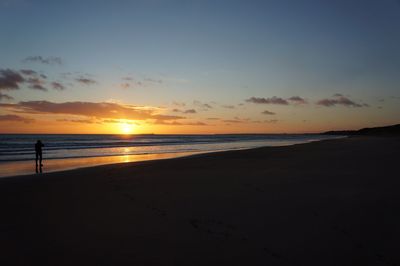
[0,0,399,134]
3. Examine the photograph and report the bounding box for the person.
[35,140,44,172]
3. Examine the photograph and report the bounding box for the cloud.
[0,114,34,123]
[288,96,307,104]
[264,119,278,123]
[23,56,62,65]
[172,101,186,107]
[246,96,308,105]
[1,100,184,122]
[56,118,97,124]
[152,120,183,125]
[223,117,252,124]
[0,69,25,90]
[119,76,144,88]
[223,119,245,123]
[29,84,47,91]
[317,96,368,108]
[153,120,207,126]
[1,69,50,92]
[246,96,289,105]
[221,105,235,109]
[0,93,13,101]
[184,109,196,114]
[120,76,162,88]
[102,119,139,125]
[144,77,162,84]
[317,98,345,107]
[20,69,37,76]
[26,77,47,91]
[173,108,197,114]
[206,117,220,120]
[76,78,96,85]
[102,119,120,123]
[261,110,276,115]
[186,121,206,126]
[193,100,213,110]
[120,83,130,89]
[51,82,66,91]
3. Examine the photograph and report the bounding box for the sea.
[0,134,338,177]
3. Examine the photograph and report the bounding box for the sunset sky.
[1,0,399,134]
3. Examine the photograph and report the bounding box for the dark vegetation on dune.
[323,124,400,136]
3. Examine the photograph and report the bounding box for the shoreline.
[0,150,205,179]
[0,137,339,178]
[1,136,399,265]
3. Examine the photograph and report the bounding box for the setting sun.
[120,122,134,134]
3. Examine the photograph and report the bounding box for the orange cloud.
[0,114,34,123]
[153,120,207,126]
[0,100,184,122]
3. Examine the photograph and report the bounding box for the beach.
[0,136,399,265]
[0,133,334,177]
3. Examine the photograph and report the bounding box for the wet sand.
[0,151,204,178]
[0,136,399,265]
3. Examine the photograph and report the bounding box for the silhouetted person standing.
[35,140,44,173]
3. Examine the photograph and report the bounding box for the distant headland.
[323,124,400,136]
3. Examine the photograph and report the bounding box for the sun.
[120,122,134,134]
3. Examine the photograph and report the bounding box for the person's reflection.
[35,140,44,173]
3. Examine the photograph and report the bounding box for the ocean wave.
[0,134,333,162]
